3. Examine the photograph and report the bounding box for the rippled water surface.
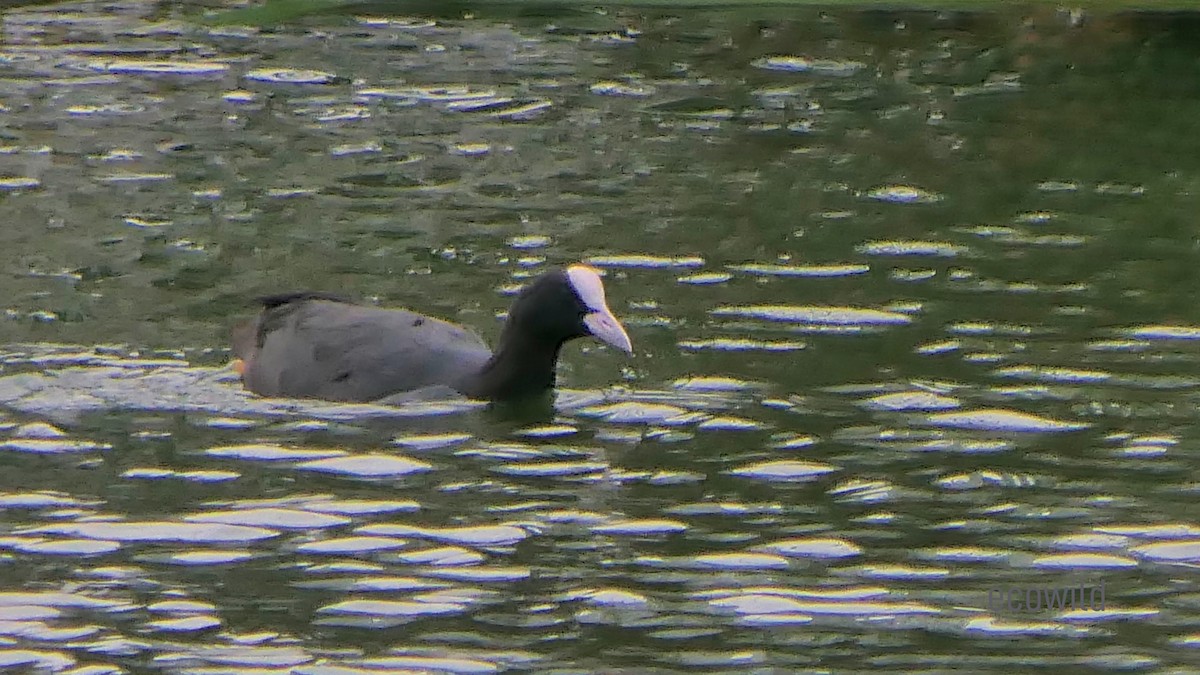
[2,2,1200,672]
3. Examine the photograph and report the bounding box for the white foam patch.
[566,265,610,313]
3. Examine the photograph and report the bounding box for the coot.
[232,265,632,402]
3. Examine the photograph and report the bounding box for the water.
[1,1,1200,671]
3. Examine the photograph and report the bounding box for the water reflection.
[1,1,1200,672]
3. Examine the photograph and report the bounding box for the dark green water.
[1,1,1199,672]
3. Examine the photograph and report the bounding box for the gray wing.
[244,300,491,402]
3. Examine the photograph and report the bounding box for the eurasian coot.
[232,265,632,402]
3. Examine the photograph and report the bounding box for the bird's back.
[239,298,491,402]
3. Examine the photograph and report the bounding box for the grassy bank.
[199,0,1200,26]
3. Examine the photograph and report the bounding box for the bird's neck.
[468,325,564,400]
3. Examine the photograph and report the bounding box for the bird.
[231,265,632,402]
